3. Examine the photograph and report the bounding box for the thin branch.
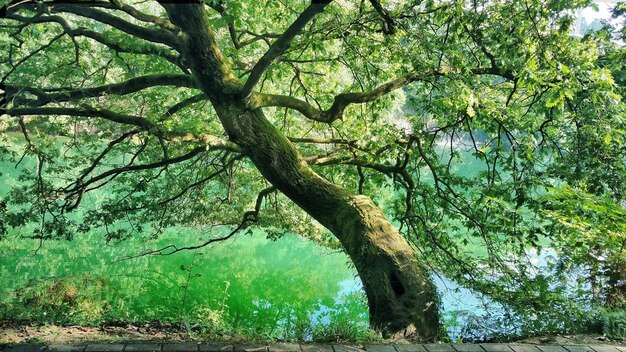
[206,1,243,49]
[6,106,158,129]
[288,136,354,144]
[309,155,399,174]
[120,154,245,212]
[68,26,183,69]
[5,13,183,70]
[76,130,139,184]
[6,74,196,107]
[109,0,179,33]
[120,220,246,260]
[241,1,332,97]
[166,133,243,153]
[251,66,513,123]
[120,185,278,259]
[4,106,243,153]
[64,146,207,199]
[238,31,281,48]
[38,3,180,49]
[243,185,278,222]
[1,32,65,85]
[250,69,440,122]
[369,0,397,34]
[163,93,208,119]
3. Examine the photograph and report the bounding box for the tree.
[0,0,624,341]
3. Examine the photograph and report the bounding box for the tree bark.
[214,104,440,340]
[161,4,440,340]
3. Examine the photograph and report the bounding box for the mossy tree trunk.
[162,3,440,340]
[217,105,440,340]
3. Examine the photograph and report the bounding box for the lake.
[0,136,561,342]
[0,224,531,342]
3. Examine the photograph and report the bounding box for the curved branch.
[288,136,354,144]
[67,26,182,68]
[120,185,277,259]
[51,3,180,49]
[241,1,332,97]
[206,0,242,49]
[109,0,179,33]
[251,69,440,122]
[166,133,243,153]
[6,74,196,107]
[309,155,399,174]
[4,106,243,153]
[250,91,327,121]
[251,66,513,123]
[76,130,139,184]
[6,106,157,129]
[307,153,415,210]
[206,3,280,50]
[1,32,65,85]
[65,147,208,199]
[163,93,208,118]
[238,31,282,48]
[243,185,278,222]
[6,2,181,49]
[121,154,246,212]
[5,11,183,70]
[369,0,397,34]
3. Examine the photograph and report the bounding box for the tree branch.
[241,1,332,97]
[1,31,65,85]
[288,136,354,144]
[75,130,139,185]
[109,0,179,33]
[4,106,243,153]
[120,185,277,259]
[120,154,245,212]
[48,3,180,49]
[206,0,243,49]
[163,93,208,118]
[237,31,282,48]
[369,0,397,34]
[6,2,180,49]
[308,155,400,174]
[64,146,209,202]
[5,12,183,70]
[251,69,440,122]
[206,2,281,50]
[6,74,196,107]
[6,106,156,129]
[66,25,182,69]
[166,133,243,153]
[251,66,513,123]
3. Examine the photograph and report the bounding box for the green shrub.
[11,275,111,323]
[601,309,626,340]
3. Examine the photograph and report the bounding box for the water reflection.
[0,227,568,342]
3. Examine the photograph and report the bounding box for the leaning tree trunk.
[161,4,440,340]
[215,104,440,340]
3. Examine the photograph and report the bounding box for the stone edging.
[1,343,625,352]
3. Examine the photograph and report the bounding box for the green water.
[0,135,372,340]
[0,229,369,340]
[0,135,533,341]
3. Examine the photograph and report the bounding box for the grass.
[0,227,371,341]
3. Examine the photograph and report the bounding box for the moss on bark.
[163,5,441,340]
[214,106,440,340]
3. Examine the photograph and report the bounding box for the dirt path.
[1,324,625,346]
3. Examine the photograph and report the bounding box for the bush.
[9,275,111,324]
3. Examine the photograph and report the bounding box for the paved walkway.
[1,343,625,352]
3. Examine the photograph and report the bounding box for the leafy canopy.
[0,0,624,332]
